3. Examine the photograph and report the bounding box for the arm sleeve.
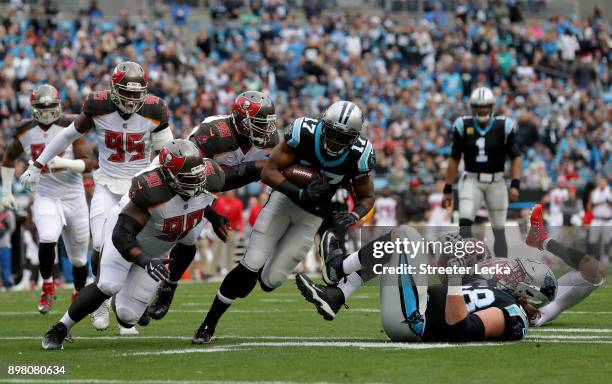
[35,123,82,166]
[112,213,145,262]
[221,161,261,191]
[1,167,15,196]
[151,127,174,151]
[450,118,464,160]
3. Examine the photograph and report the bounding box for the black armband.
[443,184,453,194]
[446,314,485,342]
[112,214,145,263]
[221,161,261,191]
[353,202,371,219]
[510,179,520,190]
[277,179,302,201]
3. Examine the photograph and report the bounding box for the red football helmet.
[110,61,148,114]
[231,91,277,147]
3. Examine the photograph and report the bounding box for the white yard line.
[530,328,612,333]
[0,380,331,384]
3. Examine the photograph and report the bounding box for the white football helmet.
[469,87,495,125]
[478,258,557,308]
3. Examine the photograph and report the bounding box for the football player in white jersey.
[19,62,174,331]
[41,140,231,350]
[373,187,399,226]
[1,85,94,313]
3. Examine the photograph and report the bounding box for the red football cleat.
[526,204,548,250]
[71,291,78,302]
[38,282,55,314]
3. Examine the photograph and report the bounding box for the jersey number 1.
[105,131,145,163]
[475,137,488,163]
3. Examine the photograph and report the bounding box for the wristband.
[510,179,520,190]
[446,284,463,296]
[278,179,303,201]
[352,203,370,219]
[443,184,453,194]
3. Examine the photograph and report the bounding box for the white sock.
[43,277,53,284]
[342,252,362,275]
[337,272,363,301]
[535,270,600,326]
[60,312,77,331]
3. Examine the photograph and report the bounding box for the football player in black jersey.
[192,100,376,344]
[442,87,522,259]
[295,226,556,342]
[145,91,278,322]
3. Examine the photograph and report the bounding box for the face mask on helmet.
[478,258,557,308]
[471,103,493,125]
[159,146,207,197]
[321,120,359,156]
[32,102,62,125]
[111,82,148,114]
[235,112,277,147]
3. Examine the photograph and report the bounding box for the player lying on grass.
[525,204,605,326]
[191,100,376,344]
[296,225,557,342]
[42,140,238,350]
[145,91,278,322]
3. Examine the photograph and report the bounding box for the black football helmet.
[231,91,277,147]
[31,84,62,125]
[159,139,207,197]
[110,61,148,114]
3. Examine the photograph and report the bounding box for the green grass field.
[1,279,611,384]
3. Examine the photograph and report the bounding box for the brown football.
[282,164,319,187]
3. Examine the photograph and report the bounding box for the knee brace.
[219,263,258,299]
[111,296,138,328]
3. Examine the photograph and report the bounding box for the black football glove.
[138,256,173,282]
[331,209,359,229]
[299,175,329,202]
[205,206,230,242]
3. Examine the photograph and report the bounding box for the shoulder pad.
[353,138,375,174]
[14,119,38,138]
[284,117,315,148]
[503,117,516,138]
[138,95,169,127]
[189,117,237,157]
[453,117,465,136]
[128,168,174,210]
[82,90,115,116]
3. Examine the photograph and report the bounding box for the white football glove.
[19,163,42,191]
[0,194,17,211]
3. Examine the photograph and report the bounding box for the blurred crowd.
[0,0,610,204]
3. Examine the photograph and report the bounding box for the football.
[282,164,319,187]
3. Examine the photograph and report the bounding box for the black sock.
[67,283,110,323]
[493,228,508,258]
[458,220,473,238]
[203,296,231,328]
[169,244,196,282]
[72,264,88,291]
[545,239,585,270]
[91,250,100,277]
[39,242,56,280]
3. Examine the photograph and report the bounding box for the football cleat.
[91,298,110,331]
[119,325,139,336]
[526,204,548,250]
[320,230,346,285]
[42,322,68,350]
[138,311,151,327]
[295,273,345,321]
[37,282,55,314]
[191,323,215,344]
[147,281,177,320]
